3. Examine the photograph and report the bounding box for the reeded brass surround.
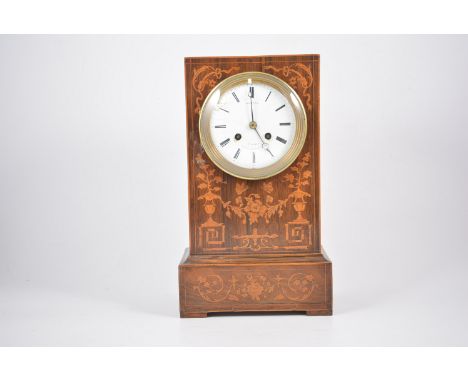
[199,72,307,180]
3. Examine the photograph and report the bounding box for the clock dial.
[210,81,296,170]
[199,72,307,180]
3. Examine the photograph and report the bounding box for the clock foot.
[305,308,332,316]
[180,311,208,318]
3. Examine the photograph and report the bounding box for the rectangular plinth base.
[178,248,332,318]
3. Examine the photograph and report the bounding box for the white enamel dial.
[199,72,307,180]
[209,80,296,170]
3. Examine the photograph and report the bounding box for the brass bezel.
[199,71,307,180]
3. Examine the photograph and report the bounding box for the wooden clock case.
[179,54,332,317]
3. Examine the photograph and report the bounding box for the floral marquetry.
[194,152,314,252]
[180,55,332,317]
[180,253,332,315]
[192,271,319,303]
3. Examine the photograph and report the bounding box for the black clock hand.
[252,126,274,157]
[253,126,265,143]
[250,93,254,122]
[248,84,273,157]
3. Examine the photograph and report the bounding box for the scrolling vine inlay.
[193,272,318,303]
[192,65,240,115]
[264,63,313,111]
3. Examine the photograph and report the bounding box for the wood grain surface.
[185,55,321,255]
[179,55,332,317]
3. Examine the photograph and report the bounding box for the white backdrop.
[0,35,467,346]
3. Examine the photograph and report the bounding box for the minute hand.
[253,127,274,157]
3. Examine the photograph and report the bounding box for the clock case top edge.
[185,54,320,63]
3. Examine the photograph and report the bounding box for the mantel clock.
[179,55,332,317]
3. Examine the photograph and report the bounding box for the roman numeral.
[252,152,256,163]
[276,136,287,144]
[232,92,240,102]
[275,104,285,112]
[234,148,240,159]
[220,138,230,147]
[214,125,226,128]
[219,107,229,113]
[265,91,271,102]
[280,122,291,126]
[248,86,254,98]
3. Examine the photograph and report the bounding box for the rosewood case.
[178,55,332,317]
